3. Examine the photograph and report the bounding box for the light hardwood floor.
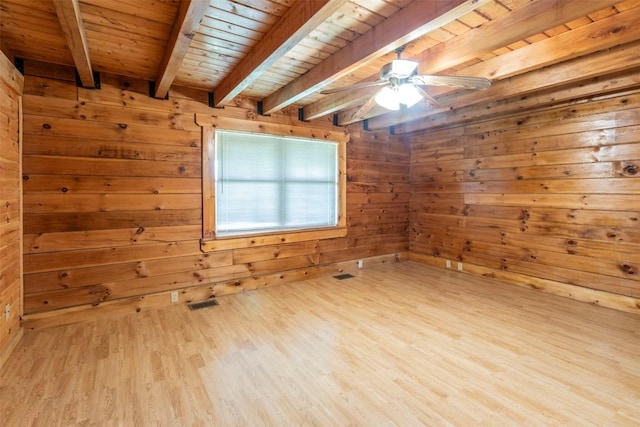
[1,261,639,426]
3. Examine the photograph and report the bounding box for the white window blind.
[215,129,338,237]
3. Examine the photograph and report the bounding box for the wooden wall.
[409,88,640,312]
[0,50,24,365]
[20,60,409,326]
[18,58,639,325]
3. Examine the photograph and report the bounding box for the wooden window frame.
[195,114,348,252]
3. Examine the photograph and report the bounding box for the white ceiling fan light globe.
[375,86,400,110]
[398,83,423,107]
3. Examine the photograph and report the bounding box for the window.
[197,115,348,251]
[215,129,338,237]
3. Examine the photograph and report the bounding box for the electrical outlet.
[170,291,179,303]
[457,262,463,271]
[5,304,10,320]
[357,259,363,269]
[445,259,451,269]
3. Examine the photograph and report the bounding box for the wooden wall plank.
[23,155,201,178]
[22,175,200,194]
[463,193,640,211]
[413,178,639,194]
[22,76,78,100]
[24,136,200,162]
[22,115,201,147]
[24,209,201,234]
[24,225,201,253]
[23,193,202,213]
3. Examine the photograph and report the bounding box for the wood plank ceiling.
[2,0,640,131]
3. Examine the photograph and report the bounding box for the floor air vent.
[187,299,219,311]
[334,273,355,280]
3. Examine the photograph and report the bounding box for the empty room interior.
[1,0,639,425]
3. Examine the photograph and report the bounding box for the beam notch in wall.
[148,81,169,100]
[75,70,100,89]
[298,108,309,122]
[14,57,24,75]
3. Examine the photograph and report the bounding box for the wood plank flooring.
[1,261,639,426]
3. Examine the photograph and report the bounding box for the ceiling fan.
[321,48,491,120]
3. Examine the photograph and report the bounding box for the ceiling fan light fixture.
[375,83,423,110]
[375,86,400,110]
[398,83,422,107]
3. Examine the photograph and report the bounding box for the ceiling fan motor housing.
[380,59,419,80]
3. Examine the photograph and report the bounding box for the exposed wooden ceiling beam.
[260,0,489,115]
[213,0,347,108]
[53,0,94,88]
[335,0,623,126]
[411,0,621,75]
[362,2,640,130]
[153,0,210,99]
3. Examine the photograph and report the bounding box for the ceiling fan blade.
[412,85,440,107]
[321,80,388,95]
[410,75,491,90]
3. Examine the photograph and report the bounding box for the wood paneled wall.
[409,89,640,312]
[0,50,24,365]
[20,60,409,325]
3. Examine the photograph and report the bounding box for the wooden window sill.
[200,227,347,252]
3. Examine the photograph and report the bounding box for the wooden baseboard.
[408,252,640,315]
[0,327,24,371]
[22,253,407,329]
